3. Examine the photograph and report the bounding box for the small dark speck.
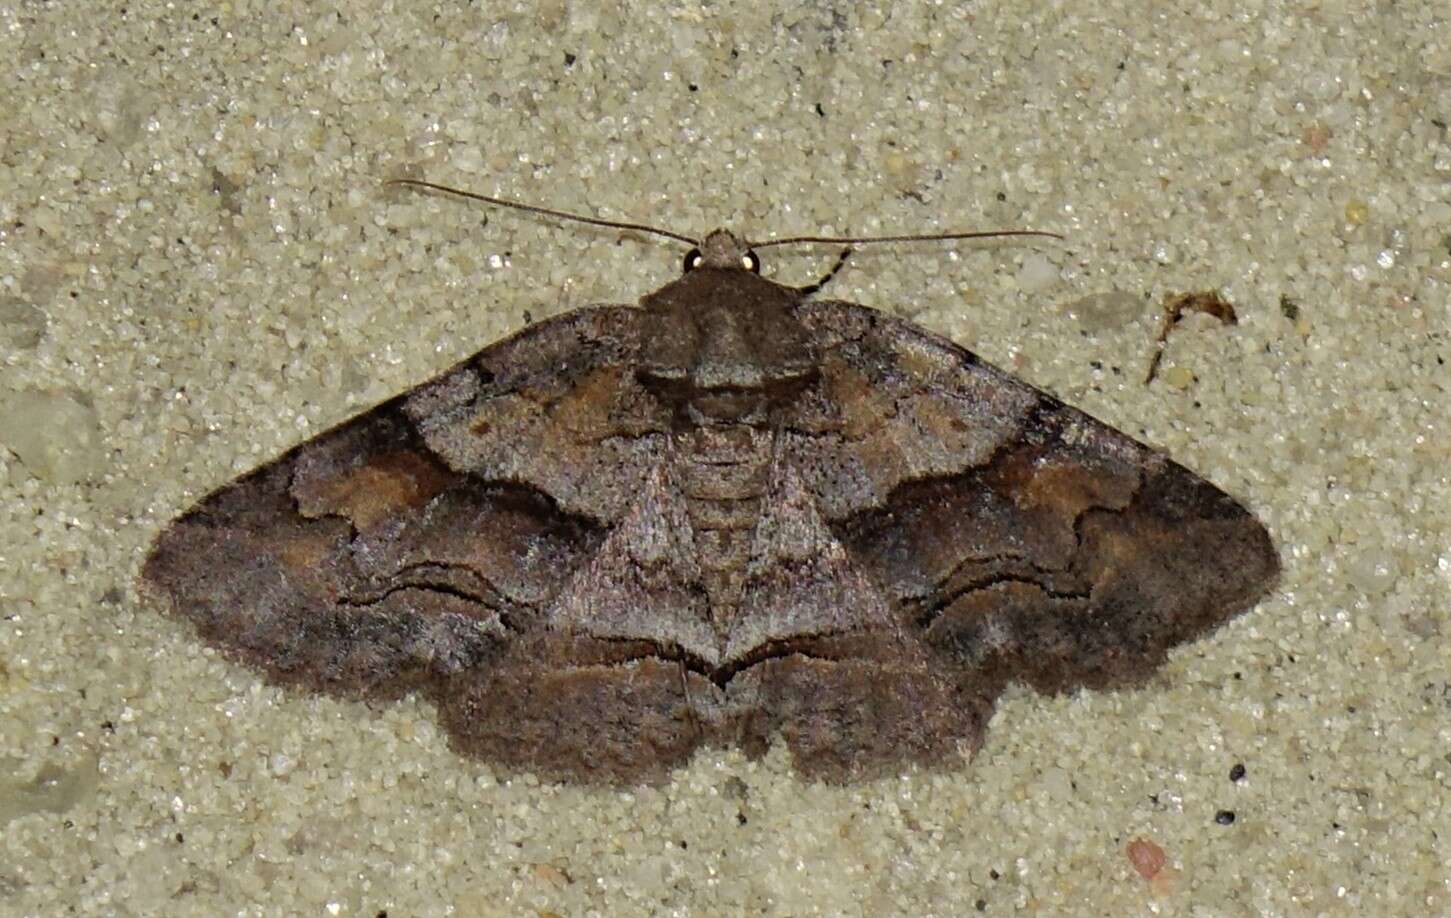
[688,83,698,92]
[175,832,184,843]
[563,51,576,67]
[988,869,1001,880]
[815,102,825,117]
[736,812,747,825]
[1215,810,1236,825]
[976,899,988,911]
[995,191,1007,202]
[1229,762,1246,782]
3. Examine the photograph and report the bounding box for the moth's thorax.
[638,263,815,394]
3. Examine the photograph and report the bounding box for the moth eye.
[683,249,704,273]
[742,251,760,273]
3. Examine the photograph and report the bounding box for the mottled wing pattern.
[141,307,650,697]
[792,299,1279,697]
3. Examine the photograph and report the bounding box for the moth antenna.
[754,227,1064,248]
[385,178,699,247]
[388,178,1062,253]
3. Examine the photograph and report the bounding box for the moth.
[142,181,1279,783]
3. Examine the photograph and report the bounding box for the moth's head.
[684,230,761,274]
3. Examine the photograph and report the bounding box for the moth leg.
[794,247,853,297]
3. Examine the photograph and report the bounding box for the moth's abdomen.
[672,423,775,610]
